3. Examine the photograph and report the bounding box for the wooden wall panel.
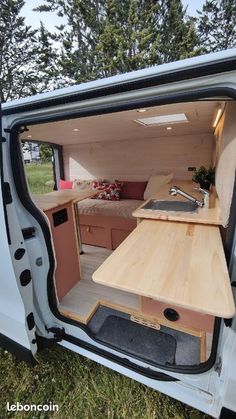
[215,102,236,227]
[63,133,214,181]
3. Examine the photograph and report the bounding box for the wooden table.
[33,189,96,211]
[93,219,235,318]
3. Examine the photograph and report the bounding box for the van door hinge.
[214,356,222,376]
[3,182,12,204]
[46,326,65,342]
[4,126,28,134]
[0,137,6,143]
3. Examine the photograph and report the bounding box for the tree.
[0,0,59,102]
[158,0,202,62]
[36,0,200,84]
[0,0,37,101]
[197,0,236,53]
[39,143,53,163]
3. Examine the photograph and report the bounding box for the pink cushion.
[92,181,121,201]
[59,179,73,189]
[116,180,147,200]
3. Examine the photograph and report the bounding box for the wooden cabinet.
[45,202,81,301]
[141,297,215,333]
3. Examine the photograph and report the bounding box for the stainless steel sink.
[141,199,198,212]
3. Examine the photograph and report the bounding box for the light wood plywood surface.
[33,189,96,211]
[93,220,235,318]
[133,181,222,225]
[59,245,139,323]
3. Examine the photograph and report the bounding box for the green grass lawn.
[0,163,210,418]
[0,347,209,419]
[25,163,54,194]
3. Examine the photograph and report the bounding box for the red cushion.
[92,181,121,201]
[59,179,73,189]
[116,180,147,200]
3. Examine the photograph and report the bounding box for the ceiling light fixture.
[27,135,32,138]
[166,126,172,130]
[73,128,79,132]
[137,109,147,113]
[213,108,222,128]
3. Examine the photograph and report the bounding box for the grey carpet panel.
[88,306,201,366]
[95,315,177,365]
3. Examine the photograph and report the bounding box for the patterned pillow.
[73,179,93,190]
[92,181,122,201]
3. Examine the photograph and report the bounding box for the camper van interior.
[19,99,236,371]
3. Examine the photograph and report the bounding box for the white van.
[1,48,236,418]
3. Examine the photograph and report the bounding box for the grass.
[25,163,54,194]
[0,347,209,419]
[0,163,210,418]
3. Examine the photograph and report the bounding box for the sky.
[22,0,206,31]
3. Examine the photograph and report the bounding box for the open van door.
[0,103,37,364]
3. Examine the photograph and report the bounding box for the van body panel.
[1,50,236,417]
[0,125,37,357]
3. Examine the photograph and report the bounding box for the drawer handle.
[164,308,180,322]
[86,227,91,233]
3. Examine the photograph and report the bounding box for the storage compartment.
[79,214,137,249]
[141,297,215,333]
[80,225,107,247]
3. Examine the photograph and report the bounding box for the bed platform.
[77,198,142,249]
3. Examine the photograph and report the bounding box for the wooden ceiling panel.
[22,101,220,145]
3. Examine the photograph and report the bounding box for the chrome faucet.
[169,186,209,208]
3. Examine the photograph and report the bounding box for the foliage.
[192,166,215,189]
[0,0,59,102]
[25,163,54,194]
[35,0,201,84]
[197,0,236,52]
[0,0,37,101]
[39,143,53,163]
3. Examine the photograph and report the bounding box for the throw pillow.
[115,180,147,200]
[59,179,73,189]
[143,173,173,200]
[92,181,121,200]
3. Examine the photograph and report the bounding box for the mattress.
[77,198,143,219]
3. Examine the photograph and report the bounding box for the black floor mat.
[95,315,177,365]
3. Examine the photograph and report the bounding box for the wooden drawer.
[80,225,107,247]
[141,297,215,333]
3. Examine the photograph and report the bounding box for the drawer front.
[80,225,106,247]
[141,297,215,333]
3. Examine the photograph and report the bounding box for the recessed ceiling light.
[27,135,32,138]
[135,113,188,127]
[166,126,172,130]
[137,109,147,113]
[73,128,79,132]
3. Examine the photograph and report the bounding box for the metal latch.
[46,326,65,342]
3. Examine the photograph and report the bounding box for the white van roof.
[2,48,236,112]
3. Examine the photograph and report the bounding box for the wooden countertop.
[93,219,235,318]
[133,181,222,226]
[33,189,96,211]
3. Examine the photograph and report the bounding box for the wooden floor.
[59,245,140,323]
[59,244,213,360]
